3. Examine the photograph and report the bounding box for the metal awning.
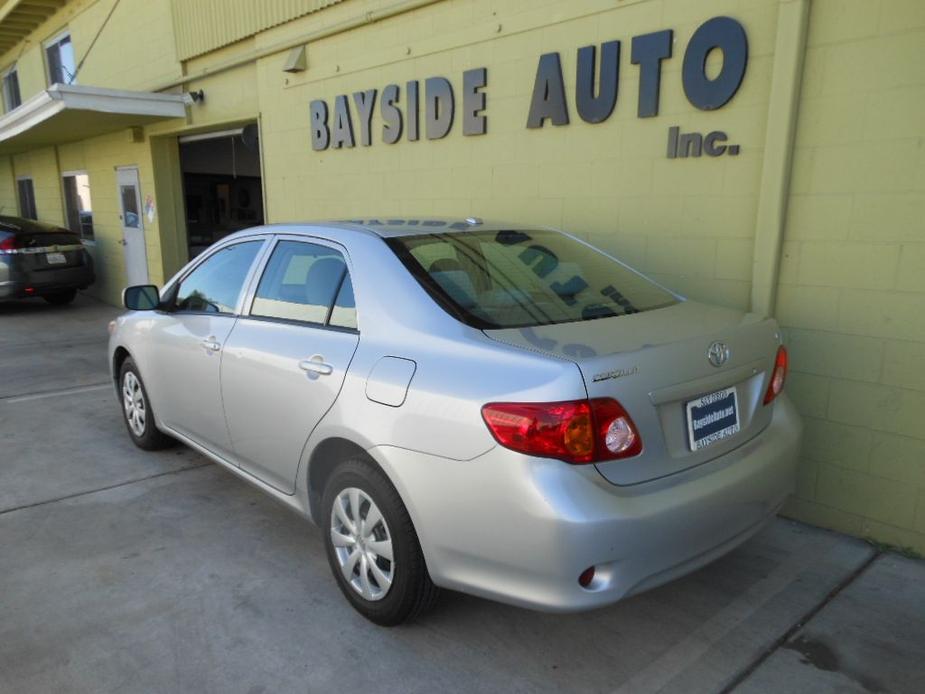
[0,84,188,154]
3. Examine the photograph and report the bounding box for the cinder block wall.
[778,0,925,552]
[259,0,925,552]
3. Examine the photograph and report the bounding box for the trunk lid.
[12,231,88,274]
[484,301,782,485]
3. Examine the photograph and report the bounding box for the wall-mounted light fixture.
[183,89,205,105]
[283,45,307,73]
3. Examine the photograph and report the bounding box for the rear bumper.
[0,266,95,299]
[371,395,802,612]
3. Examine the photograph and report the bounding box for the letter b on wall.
[310,100,329,151]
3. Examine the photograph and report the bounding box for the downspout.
[750,0,810,317]
[154,0,445,92]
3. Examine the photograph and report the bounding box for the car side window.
[174,241,263,314]
[329,274,356,329]
[251,240,356,329]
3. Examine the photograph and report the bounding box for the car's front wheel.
[322,459,439,626]
[119,358,173,451]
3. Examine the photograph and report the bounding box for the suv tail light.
[763,345,788,404]
[481,397,642,464]
[0,234,18,253]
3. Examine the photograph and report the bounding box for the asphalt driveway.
[1,295,923,694]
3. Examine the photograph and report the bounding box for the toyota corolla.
[108,218,801,625]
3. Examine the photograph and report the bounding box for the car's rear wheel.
[322,459,439,626]
[119,358,173,450]
[43,289,76,305]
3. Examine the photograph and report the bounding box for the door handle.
[299,355,333,376]
[202,337,221,352]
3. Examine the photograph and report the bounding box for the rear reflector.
[763,345,788,404]
[578,566,596,588]
[481,397,642,464]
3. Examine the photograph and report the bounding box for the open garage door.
[179,124,264,260]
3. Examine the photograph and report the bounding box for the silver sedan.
[108,218,801,625]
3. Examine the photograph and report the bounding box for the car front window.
[174,241,263,314]
[387,229,678,329]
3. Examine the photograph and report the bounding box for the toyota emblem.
[707,341,730,367]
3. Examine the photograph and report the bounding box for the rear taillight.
[0,235,18,252]
[481,397,642,464]
[763,345,788,405]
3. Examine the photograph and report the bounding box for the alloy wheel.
[330,487,395,601]
[122,371,146,437]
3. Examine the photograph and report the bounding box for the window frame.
[44,30,77,86]
[2,64,21,112]
[240,234,360,335]
[16,176,37,220]
[61,169,94,242]
[162,236,271,317]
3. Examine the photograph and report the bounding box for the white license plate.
[686,386,740,451]
[46,252,66,265]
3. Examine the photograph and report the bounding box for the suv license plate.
[46,252,66,265]
[686,386,739,451]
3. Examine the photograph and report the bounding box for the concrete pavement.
[1,294,923,693]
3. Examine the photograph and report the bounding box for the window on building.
[45,32,76,86]
[251,241,356,328]
[62,172,93,240]
[17,178,37,220]
[2,66,21,111]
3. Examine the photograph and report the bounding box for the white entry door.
[117,166,149,286]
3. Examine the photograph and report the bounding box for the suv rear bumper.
[0,266,95,299]
[371,395,801,612]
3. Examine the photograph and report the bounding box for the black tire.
[118,357,174,451]
[322,459,439,626]
[43,289,77,305]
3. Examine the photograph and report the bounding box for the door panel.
[117,167,148,286]
[220,237,360,493]
[148,313,238,455]
[221,320,359,492]
[146,239,266,456]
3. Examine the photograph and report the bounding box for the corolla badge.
[707,341,730,367]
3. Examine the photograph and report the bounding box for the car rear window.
[387,229,678,329]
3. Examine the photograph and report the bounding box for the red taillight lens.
[763,345,788,404]
[481,397,642,464]
[0,234,17,252]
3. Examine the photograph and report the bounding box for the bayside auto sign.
[310,16,747,159]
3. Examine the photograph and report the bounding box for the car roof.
[0,215,71,235]
[232,217,534,241]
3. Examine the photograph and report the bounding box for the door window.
[120,184,140,228]
[174,241,263,314]
[329,275,357,329]
[251,240,355,328]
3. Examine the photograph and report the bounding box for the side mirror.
[123,285,160,310]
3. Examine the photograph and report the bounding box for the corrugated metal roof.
[170,0,346,61]
[0,0,68,55]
